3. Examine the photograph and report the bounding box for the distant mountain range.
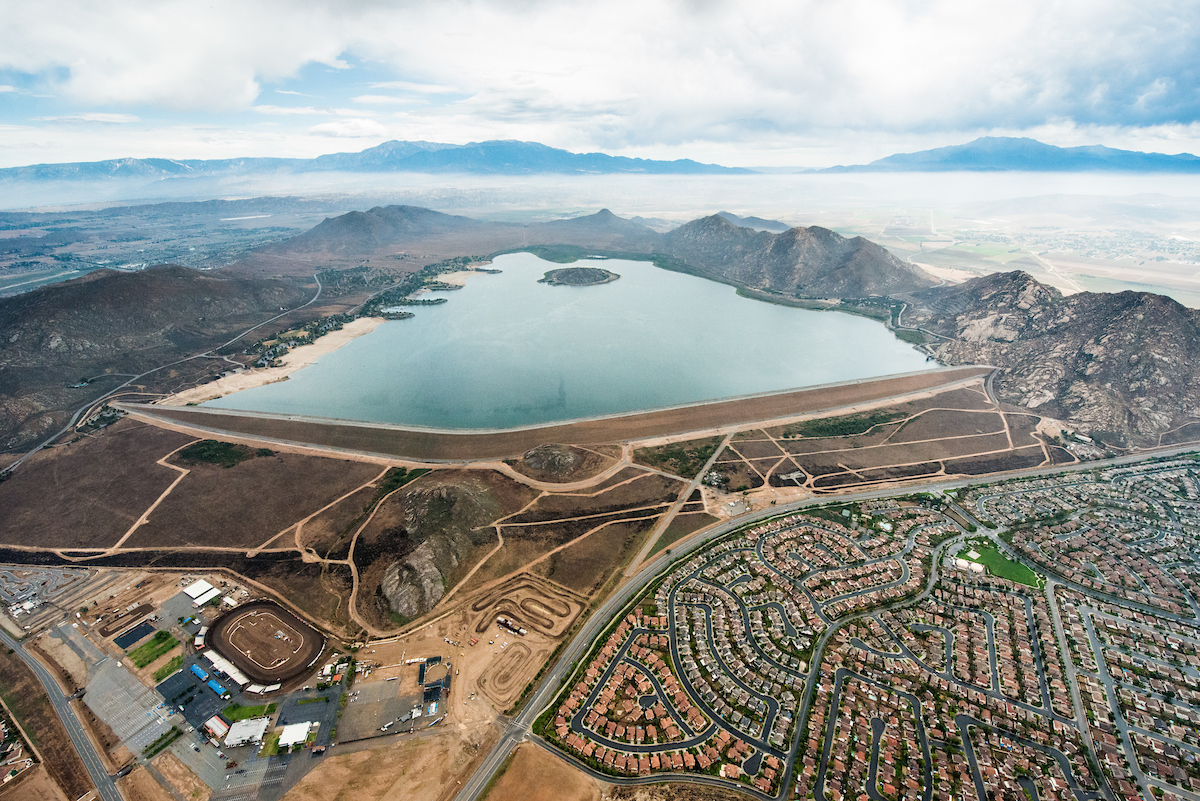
[265,205,934,298]
[820,136,1200,173]
[715,211,790,232]
[0,140,751,182]
[6,136,1199,182]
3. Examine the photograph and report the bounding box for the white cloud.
[34,112,139,123]
[252,105,328,116]
[310,118,390,138]
[353,94,419,105]
[0,0,1198,162]
[0,85,15,93]
[368,81,458,94]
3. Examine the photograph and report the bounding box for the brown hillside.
[0,264,309,451]
[909,270,1200,444]
[663,214,936,296]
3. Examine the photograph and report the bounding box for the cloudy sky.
[1,0,1198,168]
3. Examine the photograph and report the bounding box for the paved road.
[459,445,1200,801]
[457,487,973,801]
[0,627,122,801]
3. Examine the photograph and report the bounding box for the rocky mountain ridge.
[908,271,1200,444]
[663,214,934,296]
[272,205,935,297]
[821,136,1200,173]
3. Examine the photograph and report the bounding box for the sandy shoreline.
[161,267,495,407]
[159,316,387,406]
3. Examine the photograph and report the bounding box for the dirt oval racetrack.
[208,600,325,684]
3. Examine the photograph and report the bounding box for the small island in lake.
[538,266,620,286]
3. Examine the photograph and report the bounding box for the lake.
[204,253,933,429]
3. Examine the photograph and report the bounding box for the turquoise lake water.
[204,253,933,429]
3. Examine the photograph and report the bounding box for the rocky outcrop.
[908,271,1200,444]
[357,473,514,622]
[663,214,935,296]
[380,540,449,620]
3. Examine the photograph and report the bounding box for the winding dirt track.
[117,366,989,462]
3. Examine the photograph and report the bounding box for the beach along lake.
[203,252,932,430]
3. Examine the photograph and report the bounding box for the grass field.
[152,655,184,682]
[175,439,273,468]
[127,631,179,668]
[962,542,1041,587]
[259,731,281,757]
[635,436,722,478]
[649,512,719,557]
[224,702,277,721]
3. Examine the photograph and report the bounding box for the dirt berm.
[121,366,989,461]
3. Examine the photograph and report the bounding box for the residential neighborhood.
[541,456,1200,801]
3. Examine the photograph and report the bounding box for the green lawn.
[152,655,184,682]
[963,543,1041,587]
[258,731,281,757]
[127,631,179,668]
[223,702,278,721]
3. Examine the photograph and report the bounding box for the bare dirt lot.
[152,752,210,801]
[0,765,68,801]
[126,450,381,549]
[0,419,192,549]
[115,766,174,801]
[123,366,990,461]
[483,743,602,801]
[281,728,494,801]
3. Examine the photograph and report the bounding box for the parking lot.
[86,658,180,753]
[335,679,424,742]
[272,686,341,746]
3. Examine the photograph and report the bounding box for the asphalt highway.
[0,627,123,801]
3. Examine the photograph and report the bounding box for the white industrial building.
[277,721,316,749]
[203,651,251,688]
[224,717,271,748]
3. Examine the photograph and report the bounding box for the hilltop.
[0,265,310,451]
[663,214,935,296]
[907,270,1200,443]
